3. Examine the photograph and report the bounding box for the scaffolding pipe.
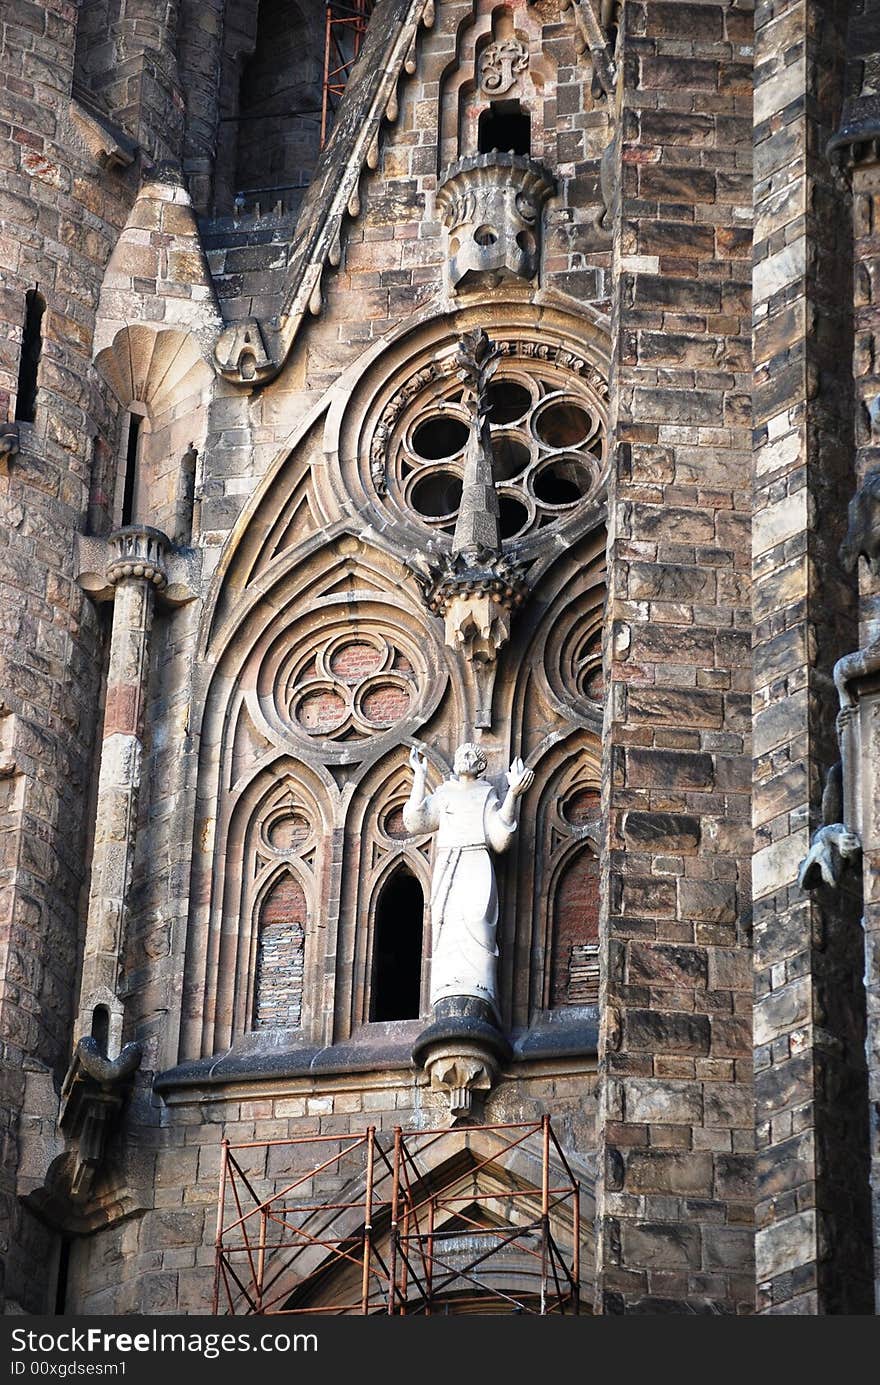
[214,1118,584,1316]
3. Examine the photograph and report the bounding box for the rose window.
[279,635,417,742]
[385,357,606,544]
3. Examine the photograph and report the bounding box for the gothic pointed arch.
[335,745,440,1035]
[182,753,331,1059]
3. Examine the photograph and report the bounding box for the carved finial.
[412,331,528,728]
[452,329,503,561]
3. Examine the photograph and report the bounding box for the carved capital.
[107,526,169,590]
[76,528,199,606]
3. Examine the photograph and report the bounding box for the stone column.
[595,0,754,1314]
[837,135,880,1314]
[78,0,185,163]
[75,527,169,1058]
[751,0,872,1315]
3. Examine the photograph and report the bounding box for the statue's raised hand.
[409,745,427,775]
[507,756,534,797]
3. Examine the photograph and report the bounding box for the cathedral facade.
[0,0,878,1315]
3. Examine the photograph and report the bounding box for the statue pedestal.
[412,997,510,1122]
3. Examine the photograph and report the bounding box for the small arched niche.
[370,867,424,1022]
[253,870,307,1030]
[551,844,599,1007]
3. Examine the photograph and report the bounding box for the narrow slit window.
[371,868,423,1021]
[90,1004,109,1056]
[120,413,141,527]
[478,103,530,156]
[14,289,45,423]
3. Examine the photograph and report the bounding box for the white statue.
[404,742,534,1019]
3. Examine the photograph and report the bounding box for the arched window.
[551,846,599,1006]
[120,412,142,527]
[371,868,423,1021]
[90,1004,110,1057]
[14,289,45,423]
[233,0,323,208]
[253,871,306,1029]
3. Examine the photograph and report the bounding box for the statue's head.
[453,742,488,778]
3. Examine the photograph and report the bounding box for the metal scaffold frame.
[320,0,375,147]
[213,1116,584,1315]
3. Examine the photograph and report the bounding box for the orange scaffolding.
[213,1117,584,1315]
[320,0,375,147]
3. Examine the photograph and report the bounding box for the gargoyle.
[797,761,862,890]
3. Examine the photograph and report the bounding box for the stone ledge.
[153,1012,599,1094]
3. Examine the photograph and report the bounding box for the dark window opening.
[54,1239,71,1316]
[232,0,323,205]
[90,1005,109,1057]
[121,413,141,527]
[371,869,423,1021]
[14,289,45,423]
[478,103,530,156]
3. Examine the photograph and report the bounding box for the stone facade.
[0,0,877,1315]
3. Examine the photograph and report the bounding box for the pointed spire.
[451,329,503,560]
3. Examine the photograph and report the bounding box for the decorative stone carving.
[106,525,169,591]
[411,330,528,727]
[406,733,532,1118]
[76,527,198,606]
[436,154,556,290]
[403,741,533,1016]
[59,1037,143,1201]
[370,337,606,527]
[798,819,862,890]
[0,422,20,473]
[799,642,880,891]
[840,466,880,575]
[214,318,274,385]
[479,37,529,95]
[561,0,618,98]
[254,606,435,756]
[422,1047,496,1121]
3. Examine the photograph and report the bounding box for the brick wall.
[253,873,306,1030]
[552,845,599,1006]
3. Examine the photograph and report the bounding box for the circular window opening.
[516,229,536,256]
[296,689,347,732]
[580,665,605,701]
[498,493,530,540]
[382,804,409,839]
[533,458,592,507]
[329,640,382,680]
[410,471,464,518]
[563,789,601,826]
[267,812,311,851]
[492,432,531,481]
[412,416,469,460]
[474,224,499,247]
[534,400,592,449]
[487,379,532,425]
[360,682,411,724]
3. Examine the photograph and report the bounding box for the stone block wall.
[596,0,756,1314]
[751,0,873,1314]
[0,0,140,1313]
[62,1063,597,1314]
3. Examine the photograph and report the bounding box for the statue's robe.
[404,776,516,1018]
